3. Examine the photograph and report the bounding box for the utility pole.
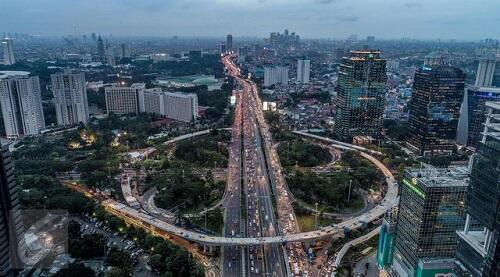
[347,179,353,204]
[315,202,319,230]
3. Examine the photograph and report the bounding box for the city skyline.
[1,0,500,40]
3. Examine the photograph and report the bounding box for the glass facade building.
[407,66,465,156]
[463,87,500,148]
[455,101,500,277]
[391,167,468,277]
[334,50,387,142]
[0,146,24,276]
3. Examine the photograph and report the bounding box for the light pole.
[347,179,353,204]
[314,202,319,230]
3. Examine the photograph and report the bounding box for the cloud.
[403,2,422,9]
[335,15,359,22]
[315,0,337,4]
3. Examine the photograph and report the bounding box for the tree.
[53,263,95,277]
[68,220,81,240]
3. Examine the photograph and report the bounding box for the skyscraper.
[334,50,387,141]
[226,34,233,51]
[296,59,310,84]
[0,71,45,138]
[1,38,15,65]
[457,86,500,148]
[455,101,500,277]
[406,66,465,156]
[97,35,105,58]
[263,65,289,87]
[51,70,89,126]
[475,58,497,87]
[391,166,468,277]
[0,146,24,276]
[105,83,145,115]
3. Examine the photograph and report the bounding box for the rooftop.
[405,166,469,188]
[0,71,30,79]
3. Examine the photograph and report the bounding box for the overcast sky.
[1,0,499,40]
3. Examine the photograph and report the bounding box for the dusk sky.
[1,0,499,40]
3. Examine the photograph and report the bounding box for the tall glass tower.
[334,50,387,141]
[406,66,465,156]
[455,101,500,277]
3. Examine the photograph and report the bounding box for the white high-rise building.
[1,38,15,65]
[475,58,496,87]
[51,70,89,126]
[264,65,289,87]
[162,92,198,122]
[297,59,310,84]
[138,88,198,122]
[0,71,45,138]
[139,88,163,115]
[105,83,145,115]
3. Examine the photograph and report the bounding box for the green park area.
[277,138,332,167]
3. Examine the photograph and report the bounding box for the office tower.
[96,35,105,58]
[391,166,468,277]
[162,92,198,122]
[50,70,89,126]
[475,58,496,87]
[226,34,233,51]
[0,146,25,276]
[424,52,447,67]
[457,86,500,148]
[105,83,145,115]
[366,36,375,43]
[219,44,226,54]
[455,101,500,277]
[334,50,387,141]
[296,59,310,84]
[406,66,465,156]
[139,88,162,115]
[91,33,97,42]
[120,43,128,59]
[1,38,15,65]
[0,71,45,138]
[263,65,289,87]
[376,206,398,270]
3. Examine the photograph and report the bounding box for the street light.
[347,179,353,204]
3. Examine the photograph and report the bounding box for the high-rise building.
[334,50,387,141]
[105,83,145,115]
[139,88,163,115]
[226,34,233,51]
[475,58,497,87]
[0,71,45,138]
[455,101,500,277]
[457,86,500,148]
[219,44,226,54]
[391,166,468,277]
[162,92,198,122]
[376,206,398,270]
[406,66,465,156]
[263,65,289,87]
[97,35,105,58]
[1,38,15,65]
[296,59,310,84]
[51,70,89,126]
[424,52,447,67]
[0,146,25,276]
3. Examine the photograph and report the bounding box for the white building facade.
[51,70,89,126]
[296,59,310,84]
[1,38,15,65]
[264,65,289,87]
[105,83,145,115]
[0,71,45,138]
